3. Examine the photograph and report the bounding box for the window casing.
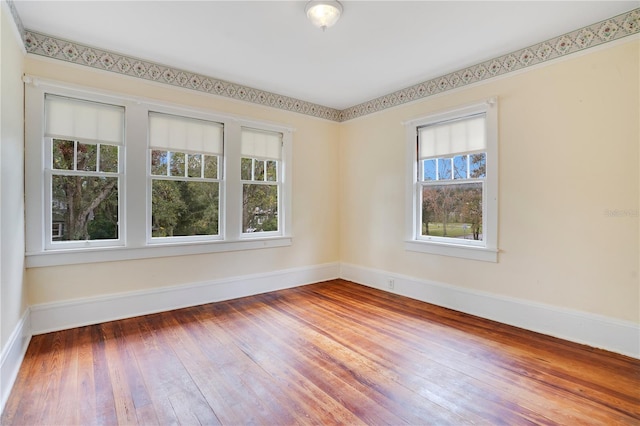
[405,99,498,262]
[25,79,293,267]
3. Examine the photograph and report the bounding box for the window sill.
[26,237,293,268]
[405,240,498,262]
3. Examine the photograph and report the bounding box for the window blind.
[45,94,125,145]
[149,112,223,155]
[419,114,485,159]
[241,128,282,160]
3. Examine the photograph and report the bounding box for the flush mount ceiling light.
[305,0,343,31]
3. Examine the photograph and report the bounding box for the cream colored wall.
[0,4,27,350]
[24,57,340,305]
[339,40,639,323]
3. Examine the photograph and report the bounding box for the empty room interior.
[1,1,639,424]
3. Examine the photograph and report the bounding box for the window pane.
[421,182,483,241]
[243,184,278,233]
[266,161,277,182]
[152,180,219,237]
[52,175,119,241]
[151,150,168,176]
[437,158,452,180]
[204,155,218,179]
[470,153,486,178]
[170,152,185,177]
[241,158,253,181]
[187,154,202,178]
[422,159,436,181]
[52,139,75,170]
[453,155,467,179]
[100,144,119,173]
[254,160,265,181]
[77,143,97,171]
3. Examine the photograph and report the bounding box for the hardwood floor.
[2,279,639,425]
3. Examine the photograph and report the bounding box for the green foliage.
[241,158,279,233]
[52,143,276,241]
[423,222,482,238]
[422,182,483,240]
[152,180,219,237]
[243,184,278,233]
[51,139,119,241]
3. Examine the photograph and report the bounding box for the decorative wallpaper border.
[4,0,24,42]
[21,30,342,122]
[340,8,639,122]
[13,5,640,123]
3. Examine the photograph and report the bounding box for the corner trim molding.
[0,310,31,414]
[29,262,340,335]
[340,263,640,359]
[18,8,639,122]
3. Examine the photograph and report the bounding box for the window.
[25,79,292,267]
[149,112,223,241]
[405,99,498,262]
[44,94,124,249]
[240,128,282,235]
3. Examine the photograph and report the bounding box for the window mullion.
[96,144,101,172]
[225,122,242,240]
[73,141,78,171]
[184,153,188,178]
[251,158,255,181]
[125,102,149,248]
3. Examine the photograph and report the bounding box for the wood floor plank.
[0,331,47,425]
[90,324,118,425]
[269,287,551,424]
[266,291,534,424]
[305,282,639,423]
[224,301,406,425]
[2,279,639,425]
[237,296,475,425]
[100,322,139,425]
[76,326,97,425]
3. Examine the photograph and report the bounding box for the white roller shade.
[241,128,282,161]
[45,94,125,145]
[419,114,485,159]
[149,112,223,155]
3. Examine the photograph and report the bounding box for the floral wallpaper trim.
[339,8,639,121]
[5,0,25,42]
[17,8,640,122]
[22,30,342,122]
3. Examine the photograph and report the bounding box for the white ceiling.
[13,1,639,110]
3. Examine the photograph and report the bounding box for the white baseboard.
[21,259,640,360]
[30,262,340,335]
[340,263,640,359]
[1,310,32,414]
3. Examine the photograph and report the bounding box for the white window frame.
[404,98,498,262]
[146,109,225,245]
[25,77,293,267]
[43,96,126,250]
[240,127,284,238]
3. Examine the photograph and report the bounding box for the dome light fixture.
[305,0,343,31]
